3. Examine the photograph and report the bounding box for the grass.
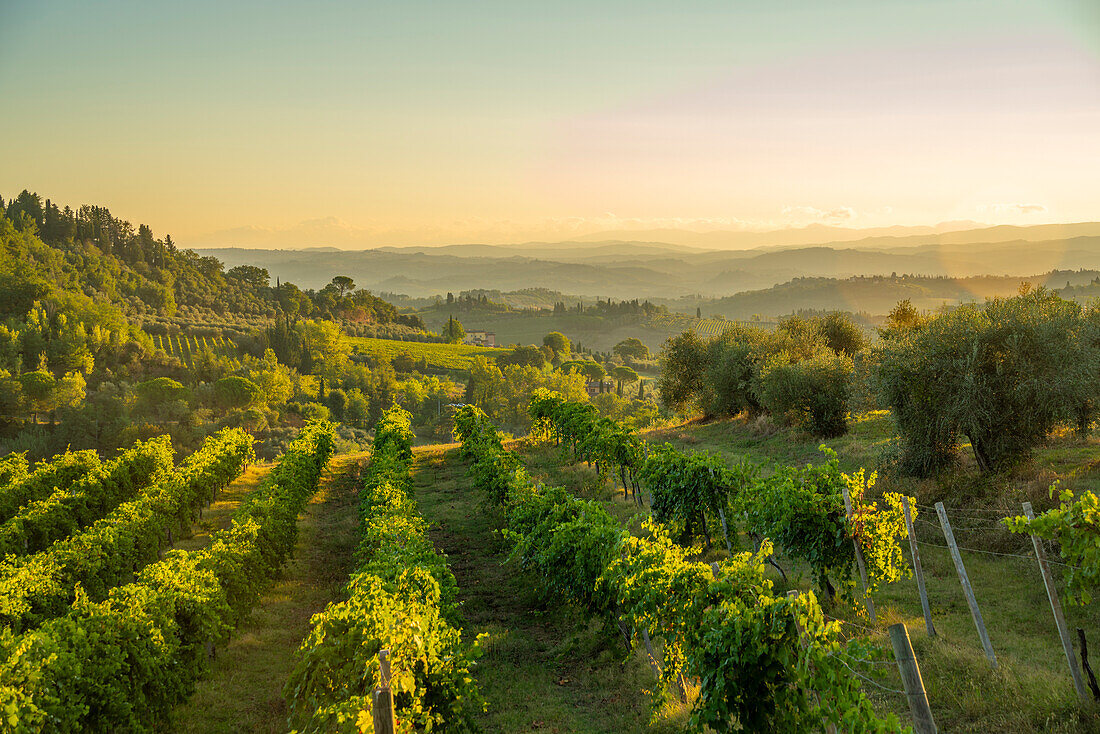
[172,452,367,733]
[348,336,510,372]
[174,462,274,551]
[516,415,1100,733]
[410,443,690,733]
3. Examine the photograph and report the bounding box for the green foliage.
[639,444,754,547]
[0,421,334,731]
[496,344,545,368]
[0,429,254,631]
[658,330,708,412]
[455,407,901,732]
[661,320,856,438]
[465,358,588,431]
[1005,484,1100,605]
[286,407,483,733]
[757,349,854,437]
[443,316,466,344]
[876,289,1097,474]
[0,449,100,525]
[349,336,506,372]
[0,453,28,487]
[612,337,649,362]
[213,375,263,410]
[529,392,646,499]
[135,376,189,406]
[744,450,912,604]
[542,331,571,356]
[817,311,868,357]
[743,452,854,600]
[610,365,638,397]
[700,325,770,417]
[0,436,174,556]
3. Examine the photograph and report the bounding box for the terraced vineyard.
[149,332,238,367]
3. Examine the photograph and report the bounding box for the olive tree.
[757,350,854,438]
[877,290,1099,475]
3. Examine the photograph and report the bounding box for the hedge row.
[0,438,174,556]
[0,450,100,525]
[285,407,482,733]
[0,429,255,632]
[0,421,334,732]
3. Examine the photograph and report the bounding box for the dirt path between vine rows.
[172,452,367,733]
[410,444,683,734]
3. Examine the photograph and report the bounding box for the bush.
[702,326,769,418]
[658,330,708,413]
[757,350,853,438]
[212,376,263,410]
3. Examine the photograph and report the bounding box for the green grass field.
[348,336,509,371]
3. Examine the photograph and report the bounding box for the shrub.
[757,350,853,438]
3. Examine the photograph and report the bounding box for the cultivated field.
[348,335,509,371]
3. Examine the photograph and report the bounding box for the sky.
[1,0,1098,248]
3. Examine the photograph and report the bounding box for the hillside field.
[348,335,510,371]
[148,331,238,367]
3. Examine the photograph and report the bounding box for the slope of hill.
[197,231,1100,300]
[696,270,1100,320]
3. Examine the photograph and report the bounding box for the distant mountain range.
[195,222,1100,302]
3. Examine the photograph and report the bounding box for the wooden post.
[641,628,664,677]
[616,618,632,647]
[841,483,876,624]
[889,623,937,734]
[1023,502,1089,701]
[935,502,997,669]
[373,649,396,734]
[902,496,935,637]
[786,591,837,734]
[717,507,733,556]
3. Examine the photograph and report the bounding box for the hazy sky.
[2,0,1098,247]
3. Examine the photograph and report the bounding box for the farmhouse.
[464,330,496,347]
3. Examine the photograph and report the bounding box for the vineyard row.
[454,401,902,732]
[285,406,483,733]
[0,429,254,633]
[0,420,335,732]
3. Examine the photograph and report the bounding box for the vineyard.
[349,336,510,372]
[148,331,240,366]
[0,422,334,731]
[646,314,779,339]
[1,393,1097,731]
[474,396,905,731]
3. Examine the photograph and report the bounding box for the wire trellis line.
[913,538,1083,570]
[831,656,907,696]
[821,613,878,634]
[914,503,1011,517]
[913,516,1006,531]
